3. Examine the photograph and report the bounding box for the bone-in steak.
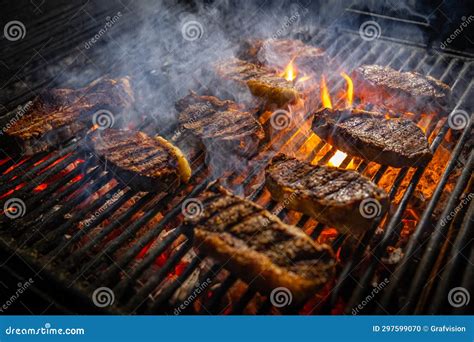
[266,154,389,234]
[214,58,299,106]
[352,65,451,113]
[312,108,433,168]
[176,92,264,158]
[1,77,134,155]
[187,183,336,304]
[88,129,191,192]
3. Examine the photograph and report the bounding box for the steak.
[214,58,299,106]
[176,92,264,158]
[88,129,191,192]
[352,65,451,113]
[312,108,433,168]
[266,154,389,234]
[187,183,336,304]
[238,38,329,75]
[1,77,134,155]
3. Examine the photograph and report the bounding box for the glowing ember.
[340,72,353,107]
[320,76,332,109]
[328,150,347,167]
[280,59,296,81]
[34,183,48,192]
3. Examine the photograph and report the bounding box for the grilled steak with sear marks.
[238,38,329,75]
[1,77,134,155]
[88,129,191,192]
[186,183,336,304]
[214,58,299,106]
[352,65,451,113]
[312,108,433,168]
[176,92,264,158]
[266,154,389,234]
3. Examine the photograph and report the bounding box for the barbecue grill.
[0,0,472,315]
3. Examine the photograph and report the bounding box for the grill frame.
[0,23,472,315]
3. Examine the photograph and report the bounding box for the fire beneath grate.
[0,25,472,315]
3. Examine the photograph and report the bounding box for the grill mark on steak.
[312,108,433,168]
[352,64,452,113]
[187,183,336,304]
[265,154,390,235]
[1,77,134,156]
[237,38,329,76]
[88,129,190,192]
[214,58,299,106]
[176,92,264,158]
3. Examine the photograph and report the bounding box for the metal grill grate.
[0,27,472,315]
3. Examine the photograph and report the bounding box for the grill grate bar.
[427,196,474,313]
[402,151,473,314]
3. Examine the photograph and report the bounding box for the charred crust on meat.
[186,183,336,304]
[312,108,433,168]
[265,154,389,234]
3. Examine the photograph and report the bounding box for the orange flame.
[340,72,353,107]
[280,59,296,81]
[320,76,332,109]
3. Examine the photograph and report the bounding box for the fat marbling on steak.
[312,108,433,168]
[266,154,389,234]
[352,64,451,113]
[1,77,134,155]
[88,129,191,192]
[186,183,336,304]
[176,91,264,158]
